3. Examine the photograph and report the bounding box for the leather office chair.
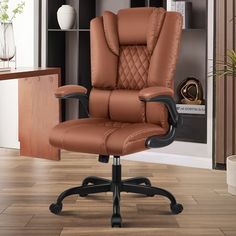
[49,7,183,227]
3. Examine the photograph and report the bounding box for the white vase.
[227,156,236,195]
[57,5,76,30]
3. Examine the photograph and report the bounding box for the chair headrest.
[102,7,166,54]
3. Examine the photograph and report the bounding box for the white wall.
[96,0,130,15]
[0,0,36,149]
[14,0,35,67]
[206,0,214,167]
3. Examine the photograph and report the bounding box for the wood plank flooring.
[0,148,235,236]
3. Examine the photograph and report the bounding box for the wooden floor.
[0,149,235,236]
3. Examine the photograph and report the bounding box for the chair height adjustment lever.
[98,155,110,163]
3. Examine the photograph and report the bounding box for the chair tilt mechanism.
[49,7,184,227]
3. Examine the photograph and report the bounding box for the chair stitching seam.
[101,127,119,154]
[103,16,118,56]
[57,121,105,149]
[122,127,162,154]
[123,128,166,154]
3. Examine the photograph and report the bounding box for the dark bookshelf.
[46,0,95,119]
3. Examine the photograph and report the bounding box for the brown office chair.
[49,7,183,227]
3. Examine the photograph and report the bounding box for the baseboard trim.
[123,151,212,169]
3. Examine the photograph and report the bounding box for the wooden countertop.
[0,67,61,81]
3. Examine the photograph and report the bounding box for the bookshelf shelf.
[48,29,90,32]
[183,28,205,31]
[176,104,206,115]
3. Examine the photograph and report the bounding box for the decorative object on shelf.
[178,77,204,105]
[176,104,205,115]
[57,5,76,30]
[167,0,192,29]
[227,156,236,195]
[0,0,25,71]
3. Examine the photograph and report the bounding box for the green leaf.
[213,49,236,79]
[0,0,25,22]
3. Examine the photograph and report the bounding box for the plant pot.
[0,22,16,61]
[227,155,236,195]
[57,5,76,30]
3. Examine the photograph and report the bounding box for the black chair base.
[49,157,183,227]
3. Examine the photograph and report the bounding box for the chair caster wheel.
[111,214,122,228]
[170,203,183,214]
[80,183,89,197]
[49,203,63,215]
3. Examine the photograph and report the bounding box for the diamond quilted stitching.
[118,46,151,90]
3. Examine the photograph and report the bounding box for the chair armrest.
[139,87,174,101]
[139,87,180,128]
[55,85,89,117]
[139,87,182,149]
[55,85,87,99]
[144,96,180,148]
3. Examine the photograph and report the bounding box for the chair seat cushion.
[49,118,167,156]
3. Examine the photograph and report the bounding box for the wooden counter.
[0,68,61,161]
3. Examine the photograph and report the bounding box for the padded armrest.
[139,87,180,128]
[140,88,182,148]
[55,85,89,117]
[139,87,174,101]
[55,85,87,98]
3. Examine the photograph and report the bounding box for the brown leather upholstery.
[55,85,87,98]
[109,90,145,123]
[148,12,182,88]
[103,11,120,56]
[50,118,166,156]
[90,16,118,89]
[89,89,111,119]
[147,8,166,54]
[118,8,153,45]
[139,87,173,130]
[118,46,150,90]
[49,7,182,156]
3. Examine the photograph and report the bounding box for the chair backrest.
[89,7,182,131]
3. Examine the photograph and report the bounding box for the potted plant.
[0,0,25,61]
[214,50,236,196]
